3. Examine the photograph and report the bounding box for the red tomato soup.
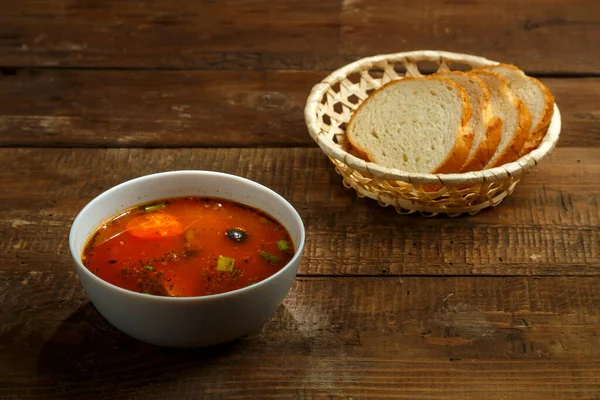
[82,197,295,297]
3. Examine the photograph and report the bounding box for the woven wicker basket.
[304,50,561,216]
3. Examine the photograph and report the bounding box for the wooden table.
[1,1,599,399]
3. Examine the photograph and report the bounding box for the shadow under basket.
[304,50,562,217]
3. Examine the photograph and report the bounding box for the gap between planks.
[2,65,600,77]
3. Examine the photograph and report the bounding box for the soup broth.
[82,197,295,297]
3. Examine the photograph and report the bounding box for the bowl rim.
[304,50,561,185]
[69,170,306,303]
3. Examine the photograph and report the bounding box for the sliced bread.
[485,64,555,155]
[346,76,473,174]
[437,71,502,172]
[469,70,531,168]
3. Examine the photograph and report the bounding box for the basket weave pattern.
[304,51,561,216]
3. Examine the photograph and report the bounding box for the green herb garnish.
[143,203,166,212]
[144,265,154,271]
[217,255,236,272]
[259,251,280,265]
[277,239,290,252]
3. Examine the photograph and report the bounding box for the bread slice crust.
[521,75,555,155]
[469,70,531,168]
[436,71,503,172]
[492,100,532,167]
[484,63,554,156]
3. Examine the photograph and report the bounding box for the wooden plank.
[1,147,598,277]
[1,274,599,399]
[0,69,325,148]
[1,0,599,73]
[0,0,342,70]
[341,0,600,75]
[542,78,600,147]
[0,70,598,147]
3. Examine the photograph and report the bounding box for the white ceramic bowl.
[69,171,305,348]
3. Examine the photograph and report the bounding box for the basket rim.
[304,50,562,186]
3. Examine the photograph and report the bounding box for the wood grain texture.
[341,0,600,75]
[0,70,598,147]
[0,0,599,73]
[1,2,598,398]
[0,0,342,70]
[1,274,599,399]
[1,147,598,277]
[0,69,323,147]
